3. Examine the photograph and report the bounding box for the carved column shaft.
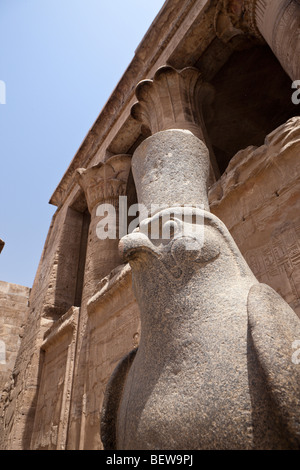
[253,0,300,81]
[76,154,131,304]
[216,0,300,82]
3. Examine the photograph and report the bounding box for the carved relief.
[74,154,132,305]
[209,117,300,210]
[215,1,300,81]
[209,117,300,316]
[244,221,300,314]
[85,263,140,450]
[214,0,264,42]
[30,307,79,450]
[271,0,300,81]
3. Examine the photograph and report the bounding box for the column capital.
[131,65,215,143]
[75,154,131,213]
[215,0,264,43]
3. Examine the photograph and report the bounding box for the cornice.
[42,306,79,351]
[49,0,216,208]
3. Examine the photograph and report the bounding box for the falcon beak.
[119,228,159,262]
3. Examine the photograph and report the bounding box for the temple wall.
[30,307,79,450]
[0,281,30,391]
[0,198,89,449]
[209,117,300,317]
[0,281,30,449]
[28,265,140,450]
[2,118,299,450]
[1,0,299,451]
[77,264,140,450]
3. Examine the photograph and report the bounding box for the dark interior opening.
[206,45,299,175]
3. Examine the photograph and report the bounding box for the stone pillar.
[76,154,131,304]
[67,154,131,450]
[254,0,300,81]
[131,65,219,189]
[215,0,300,81]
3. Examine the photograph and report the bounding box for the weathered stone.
[215,0,300,81]
[0,281,30,450]
[131,65,219,183]
[131,130,211,214]
[131,65,214,142]
[70,263,140,450]
[75,154,132,303]
[102,64,300,449]
[109,207,300,449]
[101,119,300,449]
[209,117,300,316]
[1,0,300,451]
[0,281,29,393]
[30,307,79,450]
[75,154,132,214]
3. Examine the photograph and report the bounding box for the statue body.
[101,208,300,450]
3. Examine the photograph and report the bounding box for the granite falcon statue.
[101,207,300,450]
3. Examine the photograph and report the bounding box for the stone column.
[76,154,131,305]
[131,65,219,194]
[215,0,300,82]
[71,154,131,450]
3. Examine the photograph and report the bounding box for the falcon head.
[119,206,254,281]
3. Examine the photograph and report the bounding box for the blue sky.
[0,0,165,287]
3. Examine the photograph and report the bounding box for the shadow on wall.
[206,45,299,174]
